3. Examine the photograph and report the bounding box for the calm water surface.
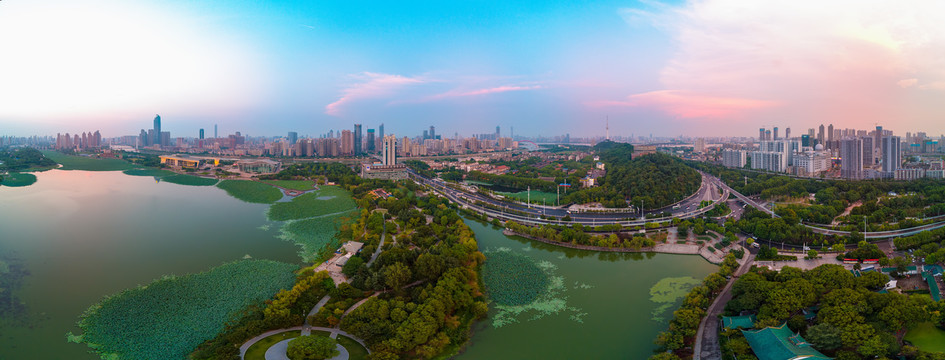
[458,219,717,360]
[0,170,300,359]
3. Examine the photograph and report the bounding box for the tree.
[649,353,682,360]
[383,262,412,291]
[287,336,339,360]
[805,323,843,350]
[807,249,818,259]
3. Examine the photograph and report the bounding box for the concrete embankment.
[502,229,729,264]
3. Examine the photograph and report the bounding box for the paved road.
[366,221,386,268]
[694,250,756,360]
[240,326,369,360]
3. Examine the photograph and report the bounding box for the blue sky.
[1,0,943,138]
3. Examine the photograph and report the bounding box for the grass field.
[73,260,297,360]
[338,334,370,360]
[0,172,37,187]
[496,190,558,205]
[267,180,318,191]
[217,180,283,204]
[122,168,176,177]
[41,150,134,171]
[161,174,219,186]
[279,212,357,262]
[267,186,357,221]
[244,330,302,360]
[906,322,945,353]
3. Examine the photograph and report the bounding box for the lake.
[0,169,715,359]
[457,219,717,359]
[0,170,300,359]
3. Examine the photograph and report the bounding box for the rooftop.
[742,323,831,360]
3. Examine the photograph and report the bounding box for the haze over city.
[3,0,945,137]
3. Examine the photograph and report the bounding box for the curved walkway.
[240,326,369,360]
[366,221,386,268]
[265,338,349,360]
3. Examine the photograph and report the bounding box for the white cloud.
[324,72,427,116]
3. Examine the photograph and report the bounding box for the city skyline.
[2,1,945,137]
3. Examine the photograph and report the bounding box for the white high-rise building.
[840,138,864,179]
[721,149,747,168]
[882,135,901,176]
[383,134,397,165]
[694,138,706,153]
[750,140,798,173]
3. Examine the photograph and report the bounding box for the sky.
[1,0,944,138]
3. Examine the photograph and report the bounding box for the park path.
[693,250,756,360]
[303,295,332,335]
[240,325,369,359]
[366,221,386,268]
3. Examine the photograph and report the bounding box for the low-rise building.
[236,159,281,173]
[361,163,408,180]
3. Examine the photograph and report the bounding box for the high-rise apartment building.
[827,124,835,148]
[840,138,863,179]
[429,126,436,140]
[882,136,901,176]
[874,126,882,150]
[214,124,218,138]
[694,138,706,153]
[861,137,873,167]
[773,127,779,140]
[759,128,765,141]
[785,128,791,139]
[288,131,298,145]
[366,129,375,153]
[199,129,204,140]
[817,124,825,146]
[721,150,747,168]
[341,130,353,155]
[383,134,397,165]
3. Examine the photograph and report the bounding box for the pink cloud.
[587,90,780,119]
[325,72,426,116]
[423,85,541,101]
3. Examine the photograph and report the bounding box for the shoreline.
[502,228,728,264]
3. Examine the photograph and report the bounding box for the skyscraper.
[153,114,162,147]
[874,126,883,150]
[383,134,396,165]
[817,124,825,146]
[496,126,500,138]
[785,128,791,139]
[199,129,204,139]
[353,124,362,155]
[214,124,218,138]
[379,123,384,141]
[773,127,779,140]
[827,124,835,148]
[759,128,765,141]
[840,138,863,179]
[366,129,375,153]
[429,125,436,140]
[882,136,901,175]
[288,131,298,145]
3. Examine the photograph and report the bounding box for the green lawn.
[160,174,219,186]
[123,168,176,177]
[496,190,558,205]
[217,180,283,204]
[41,150,134,171]
[279,212,357,262]
[244,330,301,360]
[338,334,370,360]
[906,322,945,353]
[268,186,357,221]
[0,172,37,187]
[267,180,318,191]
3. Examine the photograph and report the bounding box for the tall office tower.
[214,124,218,138]
[801,134,811,147]
[496,126,500,138]
[765,130,772,141]
[773,127,779,140]
[153,114,162,147]
[379,123,384,141]
[366,129,376,153]
[874,126,882,150]
[785,128,791,139]
[199,129,204,140]
[882,136,901,175]
[401,136,411,156]
[139,130,149,147]
[861,137,873,167]
[383,134,397,165]
[827,124,834,146]
[759,128,765,141]
[288,131,298,145]
[353,124,362,155]
[817,124,825,145]
[429,126,436,140]
[161,131,170,147]
[808,128,815,139]
[423,130,429,139]
[341,130,353,155]
[840,138,863,179]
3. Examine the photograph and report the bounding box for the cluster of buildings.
[54,130,103,151]
[716,124,936,180]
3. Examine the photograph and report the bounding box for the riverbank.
[502,228,731,264]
